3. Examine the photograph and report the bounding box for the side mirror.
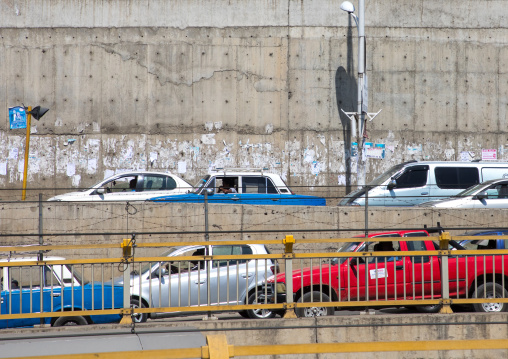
[387,179,397,190]
[204,188,214,196]
[96,188,105,195]
[150,267,168,278]
[474,191,487,200]
[330,258,338,265]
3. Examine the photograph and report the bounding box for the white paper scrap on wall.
[178,161,187,174]
[9,148,18,159]
[67,163,76,177]
[338,175,346,185]
[87,159,97,173]
[18,160,24,173]
[0,162,6,175]
[150,152,158,163]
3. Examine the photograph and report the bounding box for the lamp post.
[340,1,381,187]
[21,106,49,200]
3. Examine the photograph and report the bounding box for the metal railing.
[2,233,508,328]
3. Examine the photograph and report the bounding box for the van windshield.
[192,175,210,194]
[368,163,408,186]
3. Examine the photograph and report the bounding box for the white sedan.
[48,171,192,202]
[419,178,508,209]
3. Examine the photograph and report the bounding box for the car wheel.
[473,283,508,313]
[238,310,250,318]
[296,291,334,318]
[246,292,276,319]
[131,298,148,323]
[416,304,442,313]
[53,316,88,327]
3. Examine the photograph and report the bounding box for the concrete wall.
[1,202,507,259]
[3,314,508,358]
[0,0,507,199]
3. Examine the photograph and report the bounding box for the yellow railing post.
[282,235,297,319]
[120,236,134,324]
[439,231,453,314]
[21,106,32,201]
[202,335,233,359]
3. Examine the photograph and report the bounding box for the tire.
[296,291,334,318]
[53,316,88,327]
[473,283,508,313]
[416,304,442,313]
[238,310,250,318]
[131,298,148,323]
[246,292,276,319]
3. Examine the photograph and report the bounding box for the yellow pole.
[21,106,32,201]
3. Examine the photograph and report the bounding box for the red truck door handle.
[396,265,404,270]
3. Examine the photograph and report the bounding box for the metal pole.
[356,0,366,187]
[38,194,43,262]
[22,107,32,201]
[364,186,369,238]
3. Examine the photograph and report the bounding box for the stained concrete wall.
[0,1,507,199]
[2,314,507,358]
[1,202,506,260]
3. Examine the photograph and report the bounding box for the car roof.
[0,256,65,263]
[405,161,508,166]
[459,229,508,236]
[353,230,429,238]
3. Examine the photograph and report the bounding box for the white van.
[339,161,508,206]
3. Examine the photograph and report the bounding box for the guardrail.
[1,232,508,328]
[9,335,508,358]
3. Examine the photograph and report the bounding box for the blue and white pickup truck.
[149,169,326,206]
[0,256,123,328]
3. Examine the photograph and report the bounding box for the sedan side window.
[242,177,277,194]
[212,245,252,267]
[143,176,176,191]
[99,176,137,193]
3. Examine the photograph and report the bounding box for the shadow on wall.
[335,15,358,196]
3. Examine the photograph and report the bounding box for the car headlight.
[275,282,286,294]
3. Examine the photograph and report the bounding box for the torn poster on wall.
[482,149,497,161]
[366,143,385,159]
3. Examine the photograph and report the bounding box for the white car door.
[474,182,508,209]
[208,245,255,305]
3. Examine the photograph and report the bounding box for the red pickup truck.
[266,230,508,317]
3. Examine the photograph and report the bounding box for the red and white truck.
[266,230,508,317]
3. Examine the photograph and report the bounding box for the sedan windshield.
[135,248,179,275]
[454,183,489,197]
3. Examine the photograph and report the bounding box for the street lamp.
[340,0,381,187]
[21,105,49,200]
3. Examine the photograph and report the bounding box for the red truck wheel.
[473,283,508,312]
[296,291,334,317]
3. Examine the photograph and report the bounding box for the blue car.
[1,257,124,328]
[149,169,326,206]
[457,230,508,250]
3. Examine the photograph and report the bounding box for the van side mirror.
[474,191,487,200]
[96,188,105,195]
[387,179,397,189]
